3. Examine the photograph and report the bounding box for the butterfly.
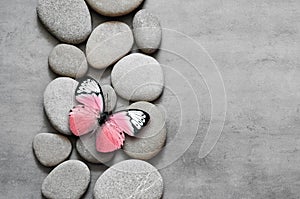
[69,76,150,153]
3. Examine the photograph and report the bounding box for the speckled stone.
[37,0,92,44]
[49,44,88,78]
[43,77,78,135]
[101,85,117,112]
[33,133,72,167]
[133,9,162,54]
[94,159,163,199]
[76,133,114,164]
[111,53,164,101]
[123,101,167,160]
[42,160,90,199]
[85,0,144,17]
[86,21,134,69]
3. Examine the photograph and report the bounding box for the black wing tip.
[127,108,150,126]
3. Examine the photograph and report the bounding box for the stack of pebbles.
[34,0,166,198]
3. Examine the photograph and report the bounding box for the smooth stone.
[85,0,144,17]
[101,85,117,112]
[33,133,72,167]
[86,21,134,69]
[94,159,163,199]
[123,101,167,160]
[49,44,88,78]
[44,77,78,135]
[111,53,164,101]
[76,133,114,164]
[42,160,90,199]
[133,9,162,54]
[37,0,92,44]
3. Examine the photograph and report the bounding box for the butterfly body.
[69,77,150,153]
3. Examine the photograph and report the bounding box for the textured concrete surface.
[0,0,300,198]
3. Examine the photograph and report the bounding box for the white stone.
[133,9,162,54]
[86,21,133,69]
[49,44,88,78]
[111,53,164,101]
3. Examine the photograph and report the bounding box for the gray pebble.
[123,101,167,160]
[86,21,134,69]
[76,133,114,164]
[33,133,72,167]
[49,44,88,78]
[85,0,144,17]
[102,85,117,112]
[44,77,78,135]
[94,159,163,199]
[37,0,92,44]
[42,160,90,199]
[133,9,162,54]
[111,53,164,101]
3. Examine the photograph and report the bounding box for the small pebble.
[42,160,90,199]
[123,101,167,160]
[94,159,163,199]
[44,77,78,135]
[85,0,144,17]
[76,133,114,164]
[49,44,88,78]
[33,133,72,167]
[37,0,92,44]
[101,85,117,112]
[133,9,162,54]
[111,53,164,101]
[86,21,134,69]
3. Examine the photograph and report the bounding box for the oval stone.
[123,101,167,160]
[49,44,88,78]
[42,160,90,199]
[111,53,164,101]
[133,9,162,54]
[44,77,78,135]
[85,0,144,17]
[86,21,134,69]
[37,0,92,44]
[76,133,114,164]
[94,159,163,199]
[102,85,117,112]
[33,133,72,167]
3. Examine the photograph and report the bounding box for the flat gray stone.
[37,0,92,44]
[86,21,134,69]
[76,133,114,164]
[85,0,144,17]
[102,85,117,112]
[33,133,72,167]
[42,160,90,199]
[123,101,167,160]
[49,44,88,78]
[111,53,164,101]
[94,159,163,199]
[133,9,162,54]
[44,77,78,135]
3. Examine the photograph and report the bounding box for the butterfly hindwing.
[96,121,125,153]
[75,76,105,113]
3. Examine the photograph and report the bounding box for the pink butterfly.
[69,76,150,153]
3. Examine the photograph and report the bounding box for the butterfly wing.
[69,105,99,136]
[96,109,150,153]
[69,76,105,136]
[75,76,105,113]
[96,121,125,153]
[110,109,150,136]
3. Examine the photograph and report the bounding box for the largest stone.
[37,0,92,44]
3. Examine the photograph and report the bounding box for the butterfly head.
[98,112,109,126]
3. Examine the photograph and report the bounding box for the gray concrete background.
[1,0,300,198]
